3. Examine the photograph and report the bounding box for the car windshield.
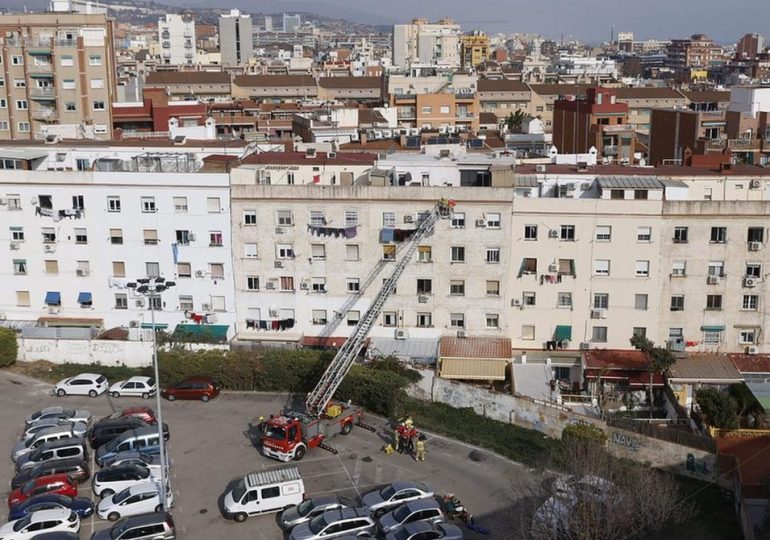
[62,409,75,417]
[111,519,128,539]
[96,376,106,384]
[231,480,247,502]
[13,515,32,532]
[297,499,316,516]
[113,488,133,504]
[380,485,396,499]
[138,467,150,478]
[308,515,329,534]
[265,426,286,440]
[393,527,414,540]
[393,505,411,522]
[147,378,156,387]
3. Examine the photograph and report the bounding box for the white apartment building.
[392,19,462,70]
[1,168,236,338]
[219,9,253,66]
[158,14,196,66]
[232,152,376,186]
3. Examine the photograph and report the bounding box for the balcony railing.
[56,39,77,47]
[29,88,56,99]
[28,63,53,73]
[728,138,761,150]
[31,108,57,120]
[603,145,618,156]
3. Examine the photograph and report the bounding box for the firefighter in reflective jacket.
[415,434,426,461]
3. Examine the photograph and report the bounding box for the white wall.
[18,338,154,367]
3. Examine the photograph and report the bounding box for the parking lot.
[0,370,538,539]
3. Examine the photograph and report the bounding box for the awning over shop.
[173,324,229,343]
[44,291,61,305]
[140,322,168,330]
[77,292,92,305]
[438,357,507,381]
[554,325,572,341]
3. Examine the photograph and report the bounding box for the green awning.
[29,73,54,78]
[554,325,572,340]
[28,50,52,55]
[174,324,229,343]
[701,325,726,332]
[140,323,169,330]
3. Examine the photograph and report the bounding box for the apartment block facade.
[392,19,462,70]
[0,12,116,140]
[158,14,196,66]
[218,10,253,66]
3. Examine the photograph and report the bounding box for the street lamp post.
[127,277,175,511]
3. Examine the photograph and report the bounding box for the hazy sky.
[254,0,769,42]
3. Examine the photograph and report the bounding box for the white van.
[223,466,305,522]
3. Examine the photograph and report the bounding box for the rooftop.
[728,354,770,373]
[234,75,316,87]
[514,163,770,177]
[583,349,649,371]
[439,336,512,359]
[145,71,231,85]
[318,76,382,89]
[667,353,744,381]
[240,151,376,166]
[477,79,530,92]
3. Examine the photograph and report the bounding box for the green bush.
[696,387,740,429]
[0,328,18,368]
[562,422,608,446]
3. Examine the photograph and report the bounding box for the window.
[708,261,725,277]
[92,100,105,111]
[144,229,159,245]
[13,78,25,88]
[146,262,160,278]
[670,295,685,311]
[207,197,221,213]
[633,327,647,339]
[344,211,358,227]
[592,326,608,343]
[486,247,501,264]
[276,244,294,259]
[634,190,648,200]
[90,77,104,89]
[310,211,326,227]
[311,244,326,260]
[524,225,538,240]
[109,228,123,244]
[0,121,7,130]
[74,228,87,244]
[18,122,30,132]
[62,78,76,89]
[173,197,188,212]
[244,243,258,259]
[743,295,759,310]
[310,309,328,325]
[10,227,24,241]
[635,260,650,277]
[421,106,432,114]
[382,212,396,228]
[523,291,536,306]
[15,99,28,110]
[346,310,360,326]
[42,227,56,243]
[141,197,156,213]
[243,210,257,225]
[11,55,23,65]
[522,325,536,341]
[739,329,757,344]
[672,261,686,277]
[274,209,293,226]
[346,244,359,260]
[412,245,432,263]
[115,294,128,310]
[209,263,224,279]
[107,196,121,212]
[746,263,762,278]
[382,312,397,327]
[247,276,260,291]
[560,225,575,241]
[593,293,609,310]
[710,227,727,243]
[89,54,102,66]
[748,227,764,243]
[557,292,572,308]
[704,330,722,345]
[521,258,537,274]
[594,259,610,276]
[77,260,90,277]
[706,295,722,310]
[148,296,162,311]
[279,276,294,291]
[451,212,465,229]
[595,226,611,241]
[38,195,52,210]
[450,246,465,262]
[450,313,465,328]
[382,245,396,261]
[439,105,450,114]
[673,226,688,243]
[634,294,648,310]
[486,280,500,296]
[179,295,194,310]
[416,313,432,327]
[486,213,501,228]
[6,194,20,209]
[44,260,58,275]
[176,263,191,278]
[417,279,432,294]
[345,278,359,294]
[13,259,27,275]
[449,280,465,296]
[16,291,30,307]
[558,259,575,276]
[486,314,499,329]
[112,261,126,277]
[637,227,652,242]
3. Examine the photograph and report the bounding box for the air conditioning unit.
[404,215,415,223]
[418,294,429,303]
[328,151,337,158]
[590,309,604,319]
[536,164,547,173]
[195,270,205,278]
[749,241,762,251]
[128,320,139,328]
[275,227,285,234]
[0,198,6,205]
[274,261,283,268]
[270,309,279,317]
[580,183,591,191]
[750,179,762,189]
[265,282,276,289]
[565,183,576,191]
[747,346,760,355]
[202,302,212,311]
[457,330,467,338]
[48,307,60,314]
[743,277,758,288]
[707,275,719,285]
[44,244,55,253]
[548,230,559,238]
[548,263,558,272]
[395,329,408,340]
[475,219,487,228]
[135,299,145,308]
[300,282,309,290]
[559,340,570,349]
[579,342,591,350]
[188,233,196,242]
[76,269,89,277]
[512,299,521,307]
[10,242,19,250]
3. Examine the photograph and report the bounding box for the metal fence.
[21,327,97,340]
[606,415,716,452]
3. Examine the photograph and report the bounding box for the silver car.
[100,450,164,470]
[289,508,375,540]
[378,499,445,534]
[361,482,434,516]
[21,419,87,442]
[25,407,92,427]
[280,496,353,531]
[385,521,464,540]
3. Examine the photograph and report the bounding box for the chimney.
[359,131,367,145]
[521,352,527,364]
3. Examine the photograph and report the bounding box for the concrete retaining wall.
[18,338,154,367]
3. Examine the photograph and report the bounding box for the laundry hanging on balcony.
[307,225,357,239]
[245,318,296,331]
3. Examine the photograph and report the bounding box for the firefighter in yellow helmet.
[415,434,426,462]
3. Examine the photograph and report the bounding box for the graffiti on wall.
[611,431,641,452]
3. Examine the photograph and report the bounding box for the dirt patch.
[2,360,61,382]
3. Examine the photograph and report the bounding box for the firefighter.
[383,443,394,455]
[257,416,266,433]
[404,415,414,430]
[394,424,402,452]
[415,434,426,461]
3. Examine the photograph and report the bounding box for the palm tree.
[505,110,527,134]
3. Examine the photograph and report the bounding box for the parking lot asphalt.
[0,370,539,539]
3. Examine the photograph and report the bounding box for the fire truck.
[259,200,454,462]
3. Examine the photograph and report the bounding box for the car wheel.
[167,394,176,401]
[293,446,306,461]
[142,393,150,400]
[201,395,210,403]
[111,392,120,398]
[341,422,352,435]
[155,504,163,512]
[101,489,114,498]
[108,512,120,522]
[234,512,248,523]
[56,388,66,397]
[89,390,98,398]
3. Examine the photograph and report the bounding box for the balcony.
[28,62,53,74]
[31,108,57,121]
[161,41,170,48]
[161,32,170,39]
[728,138,761,151]
[704,138,726,150]
[603,145,618,156]
[183,31,193,38]
[56,39,77,47]
[29,88,56,100]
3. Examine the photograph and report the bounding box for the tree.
[728,382,764,424]
[696,388,740,429]
[0,327,18,368]
[505,110,527,134]
[629,335,677,416]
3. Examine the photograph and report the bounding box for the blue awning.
[77,292,92,304]
[140,323,169,330]
[44,291,61,305]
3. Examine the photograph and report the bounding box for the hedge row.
[0,327,18,368]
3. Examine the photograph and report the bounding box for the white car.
[108,377,157,399]
[25,407,92,427]
[0,508,80,539]
[54,373,109,398]
[21,419,88,442]
[97,481,174,521]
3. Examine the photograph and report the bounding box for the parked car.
[378,499,445,534]
[12,458,90,488]
[97,481,174,521]
[384,521,464,540]
[21,420,87,443]
[90,512,176,540]
[289,508,375,540]
[361,482,435,515]
[25,408,92,428]
[95,426,166,467]
[223,466,305,522]
[88,417,156,450]
[16,438,88,473]
[91,465,154,498]
[99,450,163,472]
[54,373,109,398]
[108,377,157,399]
[22,532,80,540]
[13,425,84,462]
[100,406,157,426]
[161,376,221,402]
[7,474,78,507]
[8,494,94,521]
[280,495,354,531]
[0,508,79,540]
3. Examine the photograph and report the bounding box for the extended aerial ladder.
[305,199,454,415]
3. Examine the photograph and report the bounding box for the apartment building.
[392,19,462,70]
[158,14,196,66]
[461,31,489,69]
[666,34,722,82]
[476,79,534,119]
[143,71,232,102]
[0,11,117,140]
[724,86,770,166]
[232,75,317,102]
[218,10,253,66]
[232,151,376,186]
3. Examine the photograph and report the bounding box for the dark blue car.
[8,493,94,520]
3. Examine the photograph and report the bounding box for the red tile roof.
[318,76,382,89]
[729,354,770,373]
[233,75,316,87]
[477,79,530,92]
[668,353,743,381]
[145,71,230,85]
[439,337,512,359]
[240,151,376,166]
[583,349,649,371]
[716,436,770,495]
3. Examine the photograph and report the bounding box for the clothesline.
[245,318,296,331]
[307,224,358,239]
[379,228,418,243]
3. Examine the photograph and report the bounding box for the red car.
[8,473,77,507]
[100,406,158,425]
[161,376,221,402]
